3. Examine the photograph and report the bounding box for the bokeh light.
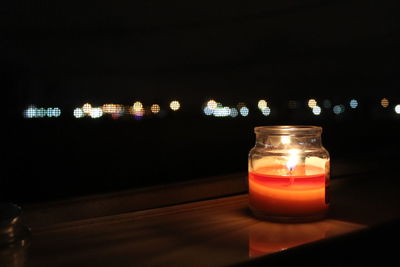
[53,108,61,117]
[23,106,36,118]
[73,108,84,118]
[261,107,271,116]
[24,97,399,120]
[90,107,103,118]
[395,105,400,114]
[170,100,181,111]
[257,100,267,110]
[102,104,123,115]
[46,108,53,117]
[133,101,143,112]
[381,98,389,108]
[308,99,317,108]
[46,108,61,117]
[82,103,92,114]
[207,100,218,110]
[24,106,61,118]
[102,104,114,113]
[349,99,358,109]
[230,108,238,117]
[312,106,321,115]
[36,108,46,118]
[150,104,160,114]
[333,105,345,115]
[203,107,213,116]
[239,106,249,117]
[214,107,231,117]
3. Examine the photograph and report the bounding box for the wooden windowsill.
[16,159,400,266]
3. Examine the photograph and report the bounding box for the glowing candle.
[248,125,330,222]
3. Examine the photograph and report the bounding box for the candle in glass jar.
[248,126,330,222]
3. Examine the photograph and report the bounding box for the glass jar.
[248,125,330,222]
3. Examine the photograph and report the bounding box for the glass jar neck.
[254,126,323,150]
[256,134,322,149]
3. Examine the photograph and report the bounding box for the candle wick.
[288,167,294,185]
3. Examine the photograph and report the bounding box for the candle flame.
[281,136,291,145]
[286,149,300,172]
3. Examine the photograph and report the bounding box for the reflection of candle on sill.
[248,222,327,258]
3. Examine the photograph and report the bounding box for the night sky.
[2,0,400,202]
[3,0,399,109]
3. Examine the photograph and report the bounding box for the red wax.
[249,165,328,217]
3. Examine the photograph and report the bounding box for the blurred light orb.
[257,100,268,110]
[207,100,218,110]
[261,107,271,116]
[82,103,92,114]
[115,105,124,114]
[395,105,400,114]
[312,106,321,115]
[46,107,61,117]
[333,105,345,115]
[102,104,118,114]
[23,106,37,118]
[349,99,358,109]
[288,100,297,109]
[230,108,238,117]
[323,99,332,109]
[53,108,61,117]
[102,104,111,113]
[223,107,231,117]
[73,108,84,118]
[37,108,46,118]
[150,104,160,114]
[90,107,103,118]
[170,100,181,111]
[213,108,224,117]
[133,101,143,112]
[239,106,249,117]
[203,107,213,116]
[214,107,230,117]
[308,99,317,108]
[333,106,341,114]
[381,98,389,108]
[46,108,55,117]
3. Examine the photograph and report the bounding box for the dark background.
[2,0,400,203]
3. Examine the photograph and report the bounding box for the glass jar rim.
[254,125,322,135]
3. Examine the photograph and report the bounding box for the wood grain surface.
[13,171,400,266]
[26,195,364,267]
[3,169,400,267]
